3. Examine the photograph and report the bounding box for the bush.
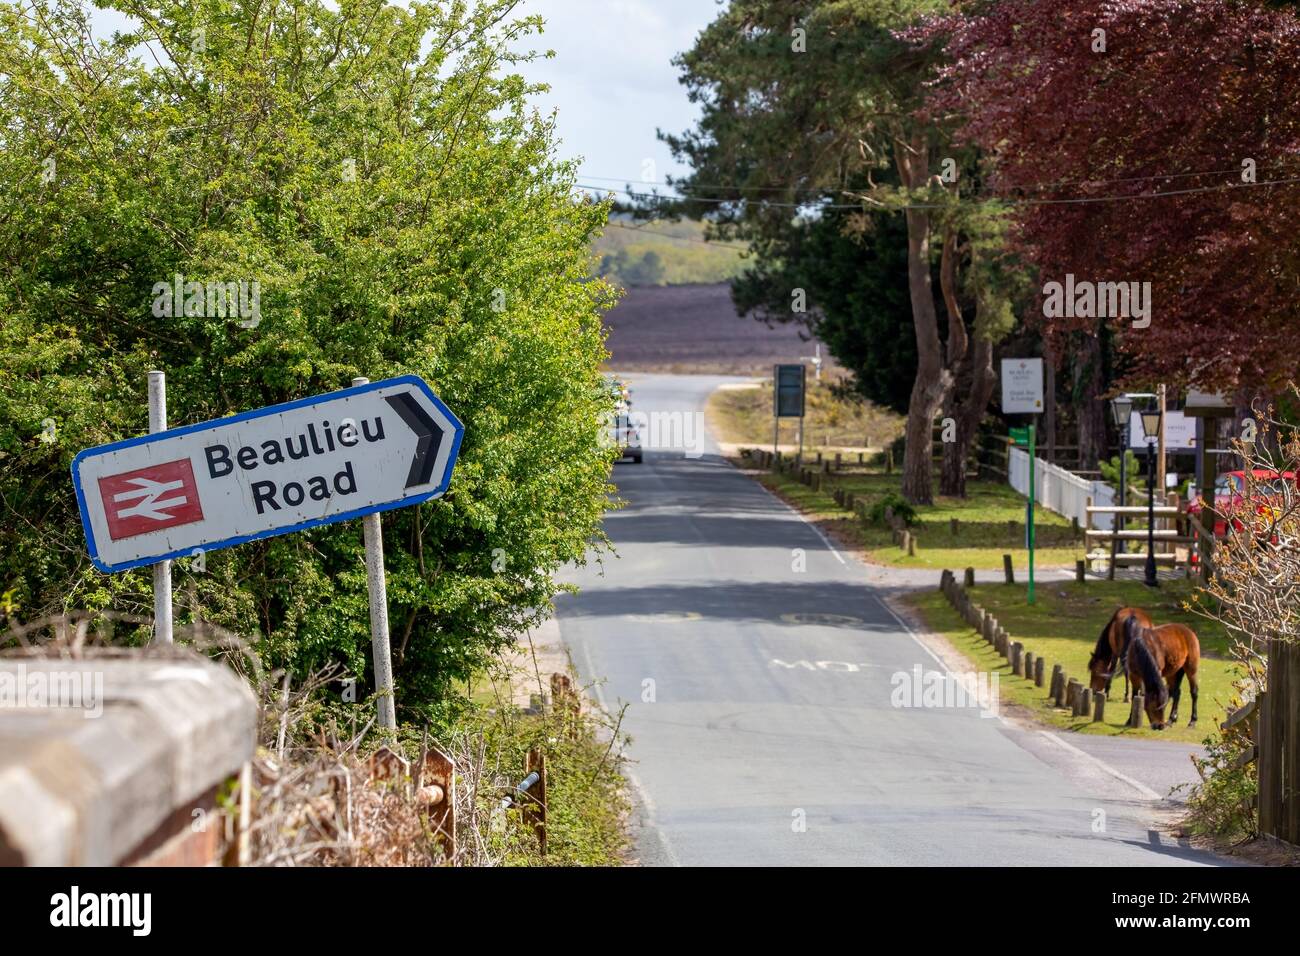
[0,0,617,723]
[868,492,917,527]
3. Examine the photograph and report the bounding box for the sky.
[513,0,718,190]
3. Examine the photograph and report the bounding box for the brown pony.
[1088,607,1153,701]
[1124,616,1201,730]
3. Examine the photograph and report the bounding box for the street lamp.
[1109,395,1135,571]
[1139,407,1162,588]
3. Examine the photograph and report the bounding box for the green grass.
[905,580,1239,744]
[707,381,904,450]
[755,463,1084,571]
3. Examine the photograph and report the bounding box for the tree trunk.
[894,134,950,505]
[942,336,998,498]
[1043,341,1058,464]
[1074,328,1108,471]
[939,229,970,498]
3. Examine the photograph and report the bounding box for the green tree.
[0,0,617,723]
[663,0,1021,500]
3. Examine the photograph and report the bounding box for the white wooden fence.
[1008,446,1115,530]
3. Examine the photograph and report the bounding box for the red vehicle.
[1188,469,1298,536]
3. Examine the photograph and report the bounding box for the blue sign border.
[71,375,465,574]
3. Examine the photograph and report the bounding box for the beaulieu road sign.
[72,375,464,573]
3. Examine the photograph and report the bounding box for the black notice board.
[774,364,805,418]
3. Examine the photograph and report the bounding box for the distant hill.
[591,217,748,287]
[602,283,837,376]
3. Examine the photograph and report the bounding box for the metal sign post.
[1027,422,1036,606]
[353,376,395,732]
[148,370,173,644]
[774,364,806,465]
[1009,423,1037,605]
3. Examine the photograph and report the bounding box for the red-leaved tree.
[917,0,1300,405]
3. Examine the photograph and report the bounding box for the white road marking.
[576,633,682,867]
[1037,730,1162,801]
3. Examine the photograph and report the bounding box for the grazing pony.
[1124,616,1201,730]
[1087,606,1153,701]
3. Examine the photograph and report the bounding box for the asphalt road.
[554,374,1226,866]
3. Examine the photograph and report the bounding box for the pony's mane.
[1088,611,1117,668]
[1127,620,1169,708]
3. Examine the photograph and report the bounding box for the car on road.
[603,375,642,463]
[1188,468,1298,536]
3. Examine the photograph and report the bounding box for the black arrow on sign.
[385,392,444,488]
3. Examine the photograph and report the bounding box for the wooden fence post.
[524,747,547,857]
[1093,691,1106,723]
[1128,692,1145,729]
[420,746,457,863]
[1003,554,1015,584]
[1034,656,1045,688]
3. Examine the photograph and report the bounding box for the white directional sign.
[72,375,463,573]
[1001,358,1044,413]
[1129,409,1197,451]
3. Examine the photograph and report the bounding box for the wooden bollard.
[1128,693,1145,728]
[1093,691,1106,723]
[907,534,916,557]
[1076,559,1086,583]
[524,747,547,856]
[858,452,864,464]
[1079,687,1092,718]
[835,452,842,470]
[816,451,822,464]
[1066,678,1080,712]
[1010,642,1023,676]
[964,567,976,588]
[1003,554,1015,584]
[1053,669,1067,707]
[950,517,960,536]
[1023,649,1034,680]
[900,530,910,553]
[1034,657,1045,688]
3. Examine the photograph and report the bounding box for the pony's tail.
[1129,630,1168,708]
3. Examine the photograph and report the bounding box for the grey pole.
[353,376,397,731]
[148,370,173,645]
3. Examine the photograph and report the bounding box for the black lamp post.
[1139,408,1162,587]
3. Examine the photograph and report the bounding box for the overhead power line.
[577,173,1300,211]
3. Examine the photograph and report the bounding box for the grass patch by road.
[754,463,1084,571]
[707,379,904,450]
[904,580,1237,744]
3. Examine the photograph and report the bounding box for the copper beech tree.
[917,0,1300,405]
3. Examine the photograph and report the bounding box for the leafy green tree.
[0,0,616,723]
[663,0,1022,501]
[730,204,917,415]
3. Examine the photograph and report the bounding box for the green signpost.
[1009,425,1037,605]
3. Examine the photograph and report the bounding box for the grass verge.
[904,579,1237,744]
[707,379,904,450]
[751,460,1084,571]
